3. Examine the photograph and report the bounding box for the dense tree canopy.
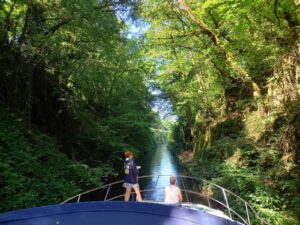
[140,0,299,224]
[0,0,299,224]
[0,0,156,211]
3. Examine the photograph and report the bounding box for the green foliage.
[0,0,299,223]
[0,0,156,212]
[0,0,156,156]
[245,111,268,141]
[0,107,102,212]
[151,118,175,145]
[140,0,299,223]
[167,122,184,153]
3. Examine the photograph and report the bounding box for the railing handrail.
[61,174,270,225]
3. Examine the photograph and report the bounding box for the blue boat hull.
[0,202,243,225]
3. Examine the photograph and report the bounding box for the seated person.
[164,176,183,205]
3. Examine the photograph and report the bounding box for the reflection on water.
[139,144,183,201]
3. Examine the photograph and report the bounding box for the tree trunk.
[177,0,262,98]
[23,62,33,121]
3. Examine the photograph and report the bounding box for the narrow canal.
[138,143,186,201]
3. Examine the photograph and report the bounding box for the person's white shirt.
[164,185,181,204]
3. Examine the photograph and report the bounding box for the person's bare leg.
[133,186,143,202]
[124,187,132,201]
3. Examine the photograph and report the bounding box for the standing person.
[123,150,143,202]
[164,176,183,205]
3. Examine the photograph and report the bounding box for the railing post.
[207,195,211,208]
[62,174,268,225]
[245,201,251,225]
[203,180,211,207]
[222,188,232,219]
[104,184,111,201]
[180,176,190,203]
[154,175,160,187]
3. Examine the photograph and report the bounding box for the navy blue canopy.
[0,201,243,225]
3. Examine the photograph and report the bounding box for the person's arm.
[131,161,138,175]
[130,160,138,183]
[178,189,183,202]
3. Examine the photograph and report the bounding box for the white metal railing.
[61,174,271,225]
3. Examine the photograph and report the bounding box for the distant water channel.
[138,144,185,201]
[69,144,197,204]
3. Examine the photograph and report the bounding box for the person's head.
[170,176,176,185]
[125,150,133,159]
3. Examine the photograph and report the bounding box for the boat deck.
[0,175,270,225]
[0,201,243,225]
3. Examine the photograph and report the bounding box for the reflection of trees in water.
[139,144,180,201]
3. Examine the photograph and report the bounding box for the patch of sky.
[116,6,177,122]
[151,90,178,122]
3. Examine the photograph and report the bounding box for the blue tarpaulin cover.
[0,201,243,225]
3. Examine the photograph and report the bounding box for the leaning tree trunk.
[177,0,262,100]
